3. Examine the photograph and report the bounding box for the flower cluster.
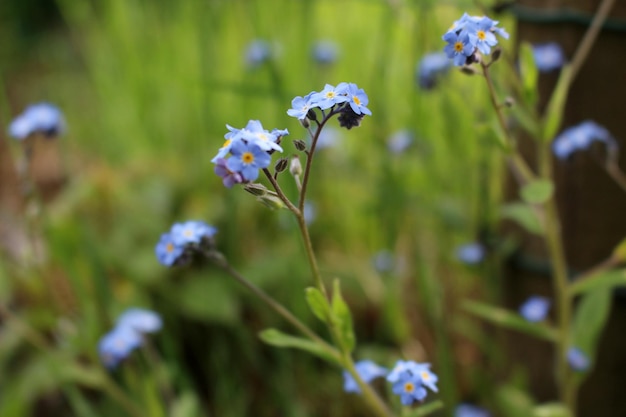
[519,296,551,322]
[287,82,371,130]
[552,120,617,160]
[98,308,162,369]
[211,120,288,187]
[8,102,66,140]
[343,359,438,406]
[155,220,218,266]
[443,14,509,66]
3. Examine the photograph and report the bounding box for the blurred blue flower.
[568,347,590,371]
[417,52,451,89]
[519,296,551,322]
[312,40,339,64]
[9,102,66,140]
[155,232,184,266]
[372,250,395,273]
[311,83,349,110]
[392,370,428,405]
[303,201,316,225]
[455,403,491,417]
[98,325,143,369]
[171,220,217,246]
[287,92,316,120]
[245,39,271,68]
[552,120,616,160]
[316,127,341,149]
[117,308,162,334]
[226,140,271,182]
[343,360,388,394]
[344,83,372,116]
[214,157,244,188]
[532,42,565,72]
[456,242,485,265]
[387,130,413,154]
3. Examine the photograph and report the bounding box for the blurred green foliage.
[0,0,517,416]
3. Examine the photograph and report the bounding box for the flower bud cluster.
[443,14,509,66]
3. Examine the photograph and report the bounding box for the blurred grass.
[0,0,514,416]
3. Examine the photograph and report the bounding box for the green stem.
[206,250,336,356]
[342,352,394,417]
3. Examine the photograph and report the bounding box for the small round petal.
[532,42,565,72]
[98,326,142,369]
[311,83,349,110]
[287,93,316,120]
[519,296,551,322]
[155,232,184,266]
[214,157,244,188]
[117,308,162,334]
[456,242,485,265]
[342,360,388,394]
[345,83,372,116]
[171,220,217,246]
[392,371,428,405]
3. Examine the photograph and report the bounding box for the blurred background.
[1,0,624,416]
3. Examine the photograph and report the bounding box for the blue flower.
[171,220,217,246]
[372,250,395,273]
[312,40,339,64]
[387,130,414,154]
[98,325,143,369]
[552,120,616,160]
[226,140,271,182]
[287,92,316,120]
[392,370,428,406]
[311,83,349,110]
[211,124,244,163]
[344,83,372,116]
[532,42,565,72]
[155,232,184,267]
[455,403,491,417]
[214,157,244,188]
[387,360,438,393]
[342,360,388,394]
[568,347,590,371]
[468,17,499,55]
[303,201,316,225]
[245,39,271,68]
[443,31,474,66]
[240,120,284,153]
[9,102,66,140]
[117,308,162,334]
[519,296,551,322]
[456,242,485,265]
[417,52,452,89]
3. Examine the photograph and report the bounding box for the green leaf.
[571,286,612,366]
[407,400,444,416]
[611,237,626,262]
[542,65,572,142]
[463,300,558,342]
[501,203,543,235]
[520,180,554,204]
[305,287,330,322]
[569,269,626,296]
[518,42,539,107]
[259,328,339,365]
[495,385,535,417]
[533,403,573,417]
[331,279,356,352]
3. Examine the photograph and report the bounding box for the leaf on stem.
[305,287,330,322]
[462,300,558,342]
[259,328,339,365]
[518,42,539,107]
[520,180,554,205]
[532,402,573,417]
[569,269,626,296]
[331,279,356,352]
[500,202,544,235]
[542,65,573,142]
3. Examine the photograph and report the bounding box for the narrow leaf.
[571,287,612,361]
[520,180,554,205]
[259,328,339,365]
[501,203,543,235]
[611,237,626,262]
[518,42,539,107]
[463,300,558,342]
[533,403,573,417]
[305,287,330,322]
[408,400,444,416]
[331,279,356,352]
[569,269,626,296]
[542,65,572,142]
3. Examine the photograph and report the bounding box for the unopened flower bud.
[243,183,268,196]
[289,155,303,176]
[275,157,288,173]
[299,118,310,128]
[491,47,502,63]
[293,139,307,151]
[258,194,285,210]
[306,108,318,122]
[460,66,477,76]
[504,97,515,108]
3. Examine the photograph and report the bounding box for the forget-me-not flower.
[9,102,66,140]
[456,242,485,265]
[532,42,565,72]
[342,360,388,394]
[117,308,163,334]
[387,360,438,404]
[387,130,414,154]
[455,403,492,417]
[344,83,372,116]
[519,296,551,322]
[312,83,350,110]
[98,324,143,369]
[214,158,244,188]
[287,93,316,120]
[417,52,452,89]
[392,370,428,405]
[568,347,590,371]
[226,140,271,182]
[155,232,184,267]
[443,14,508,66]
[443,31,475,66]
[171,220,217,246]
[552,120,616,160]
[245,39,271,68]
[312,40,339,64]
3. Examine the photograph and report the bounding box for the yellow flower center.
[242,152,255,164]
[404,382,415,393]
[325,91,336,99]
[421,371,430,381]
[352,95,361,106]
[477,30,486,41]
[221,139,231,148]
[166,243,174,253]
[184,229,193,237]
[257,133,269,141]
[454,41,464,53]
